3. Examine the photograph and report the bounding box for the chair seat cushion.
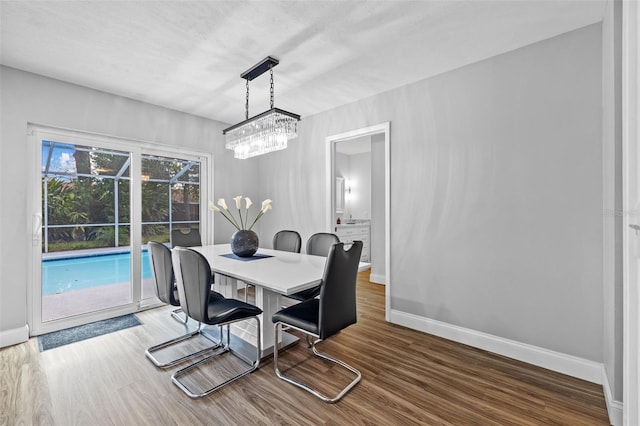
[206,298,262,325]
[272,299,319,335]
[286,285,320,302]
[173,288,223,304]
[210,290,224,300]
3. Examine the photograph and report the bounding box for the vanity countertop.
[336,220,370,228]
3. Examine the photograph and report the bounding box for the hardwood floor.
[1,271,610,425]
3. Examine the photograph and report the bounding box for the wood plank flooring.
[0,271,610,425]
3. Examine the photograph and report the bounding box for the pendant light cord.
[245,79,250,120]
[243,61,276,120]
[270,64,274,109]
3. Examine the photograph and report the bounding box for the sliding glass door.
[41,141,134,322]
[30,126,209,335]
[140,154,201,301]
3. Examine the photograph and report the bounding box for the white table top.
[192,244,370,296]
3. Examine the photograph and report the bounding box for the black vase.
[230,229,259,257]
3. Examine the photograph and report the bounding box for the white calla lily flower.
[233,195,242,209]
[209,196,272,231]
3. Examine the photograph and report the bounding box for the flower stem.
[247,211,264,230]
[220,209,241,230]
[237,208,244,229]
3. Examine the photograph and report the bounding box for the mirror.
[336,177,345,213]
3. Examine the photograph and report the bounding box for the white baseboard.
[602,368,623,426]
[369,273,386,285]
[389,309,603,384]
[0,324,29,348]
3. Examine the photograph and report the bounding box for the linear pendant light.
[223,56,301,160]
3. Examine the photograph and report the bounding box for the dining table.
[191,244,370,359]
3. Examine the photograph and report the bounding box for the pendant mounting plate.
[241,56,279,81]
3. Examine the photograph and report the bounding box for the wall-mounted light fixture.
[344,179,353,201]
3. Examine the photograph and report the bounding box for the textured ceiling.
[0,1,605,125]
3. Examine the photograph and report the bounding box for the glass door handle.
[629,224,640,234]
[32,214,42,246]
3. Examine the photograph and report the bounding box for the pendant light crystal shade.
[223,56,300,159]
[224,108,300,160]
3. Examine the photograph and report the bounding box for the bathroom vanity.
[335,220,370,262]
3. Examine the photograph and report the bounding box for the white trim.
[622,0,640,424]
[603,368,624,426]
[389,309,603,384]
[26,123,208,159]
[0,325,29,348]
[369,273,387,285]
[326,122,391,321]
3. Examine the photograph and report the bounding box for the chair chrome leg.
[145,323,222,368]
[242,282,254,303]
[171,316,261,399]
[171,307,188,325]
[273,322,361,403]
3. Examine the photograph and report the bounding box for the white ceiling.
[0,1,605,125]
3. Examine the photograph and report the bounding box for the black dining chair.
[284,232,340,302]
[305,232,340,257]
[147,241,186,324]
[170,247,262,398]
[145,241,223,368]
[172,227,216,286]
[242,229,303,304]
[171,228,202,247]
[272,241,363,403]
[273,230,302,253]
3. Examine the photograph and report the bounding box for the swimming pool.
[42,251,152,295]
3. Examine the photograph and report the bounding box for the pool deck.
[41,245,160,321]
[42,278,155,322]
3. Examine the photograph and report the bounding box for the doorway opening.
[326,122,390,320]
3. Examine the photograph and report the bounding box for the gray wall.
[346,152,372,220]
[334,148,372,221]
[257,24,604,362]
[0,66,256,334]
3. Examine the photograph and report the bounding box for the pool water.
[42,251,152,295]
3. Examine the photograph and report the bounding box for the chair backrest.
[273,230,302,253]
[172,247,214,324]
[318,241,363,340]
[306,232,340,257]
[171,228,202,248]
[147,241,178,306]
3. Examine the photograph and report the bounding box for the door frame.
[27,124,212,335]
[622,0,639,423]
[326,122,391,321]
